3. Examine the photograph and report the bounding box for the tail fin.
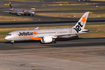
[9,2,12,8]
[73,12,89,33]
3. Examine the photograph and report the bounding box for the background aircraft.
[4,2,35,16]
[5,12,89,44]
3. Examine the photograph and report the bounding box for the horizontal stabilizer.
[34,27,39,29]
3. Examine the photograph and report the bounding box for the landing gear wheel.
[30,14,34,16]
[9,12,12,14]
[53,41,56,43]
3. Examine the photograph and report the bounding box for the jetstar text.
[18,32,33,36]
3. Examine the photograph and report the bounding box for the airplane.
[4,2,35,16]
[5,12,89,44]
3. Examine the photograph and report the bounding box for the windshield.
[7,34,11,36]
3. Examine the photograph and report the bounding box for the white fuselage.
[5,28,78,41]
[10,8,35,16]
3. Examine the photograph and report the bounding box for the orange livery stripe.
[29,37,41,40]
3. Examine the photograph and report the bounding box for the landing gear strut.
[11,41,14,45]
[52,39,56,43]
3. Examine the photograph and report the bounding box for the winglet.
[34,27,39,29]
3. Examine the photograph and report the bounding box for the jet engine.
[41,36,53,43]
[17,12,21,16]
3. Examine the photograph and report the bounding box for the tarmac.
[0,38,105,70]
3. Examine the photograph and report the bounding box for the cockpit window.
[7,34,11,36]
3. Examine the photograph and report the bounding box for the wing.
[4,11,12,12]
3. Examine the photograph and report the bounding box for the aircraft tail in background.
[9,2,12,8]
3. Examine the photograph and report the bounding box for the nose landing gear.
[11,41,14,45]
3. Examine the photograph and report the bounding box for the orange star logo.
[81,16,86,25]
[11,8,13,11]
[33,31,37,35]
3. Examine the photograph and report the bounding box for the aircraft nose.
[5,36,10,41]
[5,36,8,40]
